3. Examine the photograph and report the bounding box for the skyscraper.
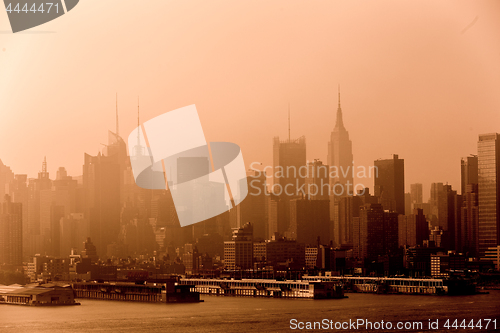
[461,155,478,196]
[461,184,479,256]
[327,87,353,194]
[410,183,423,205]
[272,132,306,235]
[272,136,306,197]
[374,154,405,215]
[478,133,500,257]
[288,197,330,246]
[405,193,412,217]
[327,87,353,248]
[353,203,399,260]
[224,222,253,270]
[327,87,353,212]
[305,160,329,201]
[429,182,445,226]
[442,184,460,251]
[22,158,53,257]
[334,195,363,247]
[175,156,227,244]
[39,166,78,255]
[0,159,14,202]
[235,169,268,240]
[0,195,23,266]
[398,208,428,248]
[8,174,29,258]
[83,152,121,258]
[353,203,384,260]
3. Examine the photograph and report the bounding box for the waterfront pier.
[301,275,471,295]
[72,281,202,303]
[179,278,345,299]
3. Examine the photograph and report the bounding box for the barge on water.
[0,283,80,306]
[72,280,202,303]
[179,278,345,299]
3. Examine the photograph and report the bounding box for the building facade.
[374,154,405,215]
[478,133,500,257]
[0,195,23,266]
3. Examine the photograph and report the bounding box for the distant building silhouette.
[0,160,14,203]
[441,184,459,251]
[353,203,398,260]
[224,222,253,270]
[59,213,88,257]
[459,155,479,256]
[0,195,23,266]
[461,155,478,196]
[405,192,411,217]
[234,169,268,240]
[8,174,29,258]
[327,87,354,241]
[272,134,306,236]
[81,237,99,263]
[83,152,121,258]
[305,160,329,201]
[398,208,428,247]
[273,136,306,197]
[316,245,347,272]
[374,154,405,215]
[288,197,330,246]
[334,195,363,248]
[429,182,446,228]
[327,87,353,199]
[410,183,423,205]
[265,235,305,270]
[461,184,479,256]
[39,166,78,256]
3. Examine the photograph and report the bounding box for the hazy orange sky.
[1,0,499,201]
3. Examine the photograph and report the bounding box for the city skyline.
[0,112,494,202]
[1,1,500,200]
[1,1,500,331]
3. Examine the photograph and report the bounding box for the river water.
[1,291,499,332]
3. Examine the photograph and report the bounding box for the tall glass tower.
[478,133,500,257]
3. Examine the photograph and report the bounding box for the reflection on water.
[0,291,498,332]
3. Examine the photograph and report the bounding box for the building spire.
[115,93,119,136]
[133,96,143,157]
[338,84,341,108]
[42,156,47,173]
[335,84,345,130]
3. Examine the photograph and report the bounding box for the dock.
[72,280,202,303]
[179,278,345,299]
[301,275,476,295]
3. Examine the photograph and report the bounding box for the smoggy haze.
[1,0,499,201]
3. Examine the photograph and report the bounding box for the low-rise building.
[0,283,79,306]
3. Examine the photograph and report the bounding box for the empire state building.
[327,87,353,191]
[327,87,354,234]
